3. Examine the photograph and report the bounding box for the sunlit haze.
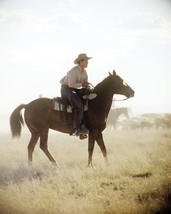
[0,0,171,118]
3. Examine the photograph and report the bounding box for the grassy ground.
[0,128,170,214]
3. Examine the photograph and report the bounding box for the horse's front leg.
[96,133,109,166]
[88,133,96,167]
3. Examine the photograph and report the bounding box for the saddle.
[53,87,94,112]
[53,95,88,113]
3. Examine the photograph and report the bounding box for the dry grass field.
[0,128,170,214]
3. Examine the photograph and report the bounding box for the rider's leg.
[69,90,89,135]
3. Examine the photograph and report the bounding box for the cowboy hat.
[74,53,92,64]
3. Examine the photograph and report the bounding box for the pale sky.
[0,0,171,115]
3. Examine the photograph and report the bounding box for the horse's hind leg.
[39,130,58,166]
[28,131,39,166]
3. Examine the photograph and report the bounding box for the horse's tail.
[10,104,27,139]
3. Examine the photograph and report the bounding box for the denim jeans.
[61,85,83,130]
[61,85,69,100]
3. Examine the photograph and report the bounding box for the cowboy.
[60,53,95,136]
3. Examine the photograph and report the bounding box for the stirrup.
[74,128,89,136]
[79,134,88,140]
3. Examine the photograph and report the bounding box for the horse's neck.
[103,95,113,117]
[117,108,128,117]
[117,109,123,117]
[93,87,114,117]
[92,77,118,118]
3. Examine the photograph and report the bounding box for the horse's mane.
[93,75,115,95]
[92,72,127,101]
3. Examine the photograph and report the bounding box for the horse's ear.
[113,70,116,76]
[108,72,112,76]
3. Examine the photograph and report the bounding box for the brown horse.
[10,70,134,167]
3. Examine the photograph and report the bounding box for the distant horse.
[10,70,134,167]
[108,107,129,128]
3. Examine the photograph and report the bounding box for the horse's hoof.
[88,162,95,168]
[52,162,60,168]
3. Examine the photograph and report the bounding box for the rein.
[113,97,129,102]
[88,82,95,89]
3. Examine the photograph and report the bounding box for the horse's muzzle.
[126,90,135,98]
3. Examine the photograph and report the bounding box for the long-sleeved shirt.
[60,65,88,89]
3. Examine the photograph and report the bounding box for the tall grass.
[0,128,170,214]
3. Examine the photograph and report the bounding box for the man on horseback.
[60,53,95,137]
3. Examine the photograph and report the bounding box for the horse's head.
[109,70,135,98]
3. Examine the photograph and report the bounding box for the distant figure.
[60,53,96,137]
[108,107,129,128]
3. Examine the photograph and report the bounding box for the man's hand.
[82,81,89,88]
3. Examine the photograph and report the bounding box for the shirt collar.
[78,65,85,72]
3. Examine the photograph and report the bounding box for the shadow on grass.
[0,164,59,185]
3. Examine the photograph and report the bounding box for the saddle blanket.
[53,100,88,113]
